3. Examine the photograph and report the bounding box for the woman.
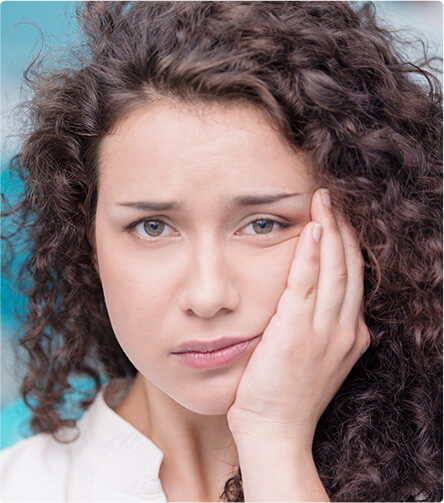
[1,2,442,501]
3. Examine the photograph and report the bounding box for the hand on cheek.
[227,187,371,450]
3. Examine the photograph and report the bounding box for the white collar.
[77,378,166,501]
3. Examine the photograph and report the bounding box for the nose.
[178,237,240,318]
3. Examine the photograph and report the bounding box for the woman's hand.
[227,187,370,450]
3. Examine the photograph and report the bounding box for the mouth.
[171,335,259,354]
[171,335,261,370]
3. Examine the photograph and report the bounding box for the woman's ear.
[78,202,100,277]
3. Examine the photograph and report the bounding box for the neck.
[112,373,239,500]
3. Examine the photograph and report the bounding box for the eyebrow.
[116,192,305,211]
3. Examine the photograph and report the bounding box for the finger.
[334,212,365,328]
[348,319,371,361]
[272,221,322,337]
[310,188,347,332]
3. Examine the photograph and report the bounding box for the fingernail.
[321,188,331,208]
[313,223,322,242]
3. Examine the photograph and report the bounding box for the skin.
[230,189,370,501]
[228,189,370,444]
[94,101,369,501]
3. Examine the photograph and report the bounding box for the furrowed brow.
[116,192,304,211]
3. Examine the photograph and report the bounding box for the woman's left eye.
[241,218,289,236]
[129,217,289,240]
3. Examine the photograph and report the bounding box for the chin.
[182,402,234,416]
[175,393,235,416]
[169,377,239,415]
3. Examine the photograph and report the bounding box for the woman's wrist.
[234,436,329,502]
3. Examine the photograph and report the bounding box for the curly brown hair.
[2,1,442,501]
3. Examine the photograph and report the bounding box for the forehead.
[97,101,315,202]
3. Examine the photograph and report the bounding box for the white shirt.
[0,378,167,501]
[2,379,429,502]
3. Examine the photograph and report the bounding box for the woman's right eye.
[134,219,175,239]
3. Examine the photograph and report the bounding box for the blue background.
[1,1,442,450]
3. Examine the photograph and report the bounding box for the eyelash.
[125,216,291,240]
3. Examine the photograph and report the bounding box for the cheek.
[95,216,299,346]
[95,240,178,354]
[234,237,299,324]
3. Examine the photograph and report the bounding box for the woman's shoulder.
[0,379,166,501]
[0,428,75,466]
[0,393,101,501]
[0,428,81,500]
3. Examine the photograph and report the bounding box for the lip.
[171,335,261,370]
[171,335,258,354]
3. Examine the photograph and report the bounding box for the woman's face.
[95,101,317,414]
